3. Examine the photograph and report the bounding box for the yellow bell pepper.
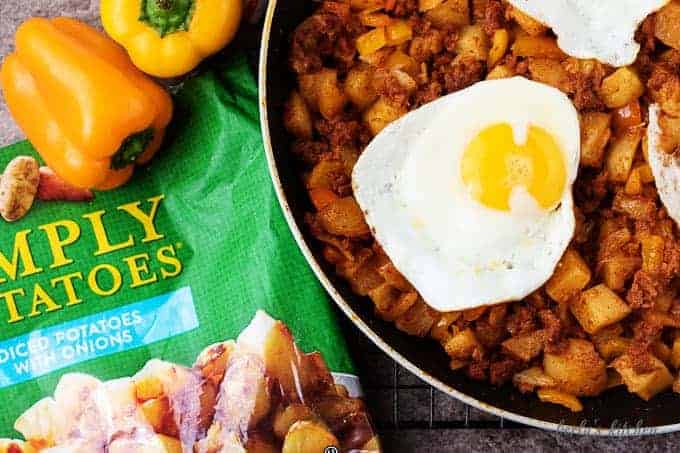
[0,17,173,190]
[101,0,243,78]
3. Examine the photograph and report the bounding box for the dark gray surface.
[1,1,679,451]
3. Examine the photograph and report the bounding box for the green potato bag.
[0,54,371,448]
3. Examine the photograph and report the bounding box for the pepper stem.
[139,0,195,37]
[111,129,154,170]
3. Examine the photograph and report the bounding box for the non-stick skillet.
[257,0,680,435]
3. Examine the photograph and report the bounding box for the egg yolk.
[460,123,567,211]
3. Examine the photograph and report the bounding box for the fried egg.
[647,104,680,225]
[352,77,580,312]
[507,0,670,67]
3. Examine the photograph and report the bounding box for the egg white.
[352,77,580,312]
[507,0,670,67]
[647,104,680,226]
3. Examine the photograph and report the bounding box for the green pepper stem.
[111,129,154,170]
[139,0,195,37]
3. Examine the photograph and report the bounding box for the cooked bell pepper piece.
[101,0,243,78]
[0,17,173,190]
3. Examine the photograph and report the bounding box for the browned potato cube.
[157,435,182,453]
[135,375,164,401]
[512,35,565,59]
[385,20,413,46]
[425,0,470,28]
[284,91,313,139]
[641,234,665,274]
[455,25,489,61]
[444,328,481,360]
[655,0,680,50]
[502,331,545,361]
[356,27,388,57]
[528,58,572,93]
[317,71,347,120]
[601,254,640,291]
[282,421,339,453]
[599,67,645,109]
[419,0,445,12]
[570,284,632,334]
[507,5,548,36]
[543,338,607,396]
[545,249,592,303]
[513,366,557,390]
[273,404,315,439]
[579,112,611,167]
[363,97,407,136]
[486,64,515,80]
[594,336,630,362]
[605,127,643,183]
[612,353,674,400]
[345,66,378,109]
[318,197,370,237]
[537,388,583,412]
[307,159,346,191]
[350,0,385,10]
[386,50,419,76]
[488,29,510,68]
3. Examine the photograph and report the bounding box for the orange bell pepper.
[0,17,173,190]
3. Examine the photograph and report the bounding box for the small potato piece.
[601,254,640,291]
[419,0,445,12]
[488,29,509,68]
[594,336,630,362]
[455,25,489,61]
[345,66,378,109]
[357,27,388,57]
[273,404,315,439]
[141,398,171,432]
[444,328,481,360]
[641,234,665,274]
[351,0,384,9]
[537,388,583,412]
[157,434,182,453]
[507,5,548,36]
[579,112,611,167]
[318,197,370,237]
[486,64,514,80]
[386,20,413,46]
[612,101,642,134]
[0,156,40,222]
[135,375,165,401]
[570,284,632,334]
[363,97,407,135]
[512,35,565,59]
[612,353,674,401]
[545,249,591,303]
[655,1,680,50]
[599,67,644,109]
[386,50,419,77]
[513,366,557,390]
[282,421,340,453]
[528,57,571,93]
[307,159,346,191]
[284,91,313,139]
[425,0,470,28]
[543,338,607,396]
[605,127,643,183]
[502,331,544,362]
[360,11,393,27]
[316,70,347,120]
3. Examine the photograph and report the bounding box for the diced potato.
[570,284,632,334]
[430,311,461,341]
[612,101,642,134]
[641,234,665,274]
[419,0,445,12]
[395,299,438,337]
[359,11,393,27]
[605,127,643,183]
[345,66,378,109]
[599,67,645,109]
[502,331,545,361]
[135,375,164,401]
[310,188,339,211]
[282,421,340,453]
[543,338,607,396]
[488,29,509,68]
[350,0,384,10]
[284,91,313,139]
[545,249,591,303]
[455,25,489,61]
[507,5,548,36]
[141,398,171,432]
[624,165,642,195]
[298,69,347,119]
[660,112,680,151]
[601,254,640,292]
[594,336,630,362]
[513,366,557,390]
[273,404,315,439]
[528,57,572,93]
[369,283,402,320]
[386,20,413,45]
[386,50,419,76]
[579,112,611,167]
[157,434,182,453]
[655,0,680,50]
[612,353,674,401]
[486,64,515,80]
[512,35,565,59]
[671,338,680,369]
[537,388,583,412]
[612,192,656,220]
[425,0,470,28]
[357,27,388,57]
[318,197,370,237]
[307,159,346,191]
[443,328,481,360]
[363,97,407,135]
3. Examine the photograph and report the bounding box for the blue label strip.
[0,286,198,388]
